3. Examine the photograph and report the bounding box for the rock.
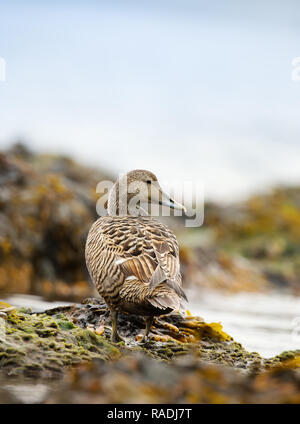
[0,298,298,378]
[0,298,299,403]
[202,187,300,293]
[0,303,120,379]
[45,351,300,404]
[180,246,271,293]
[0,144,112,300]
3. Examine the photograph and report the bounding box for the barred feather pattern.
[85,216,187,316]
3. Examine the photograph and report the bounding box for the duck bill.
[159,191,186,213]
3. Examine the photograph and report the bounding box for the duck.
[85,169,188,342]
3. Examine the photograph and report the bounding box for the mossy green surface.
[1,303,299,380]
[0,310,120,378]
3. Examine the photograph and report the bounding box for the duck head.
[107,169,186,216]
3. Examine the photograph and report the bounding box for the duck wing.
[113,217,187,302]
[86,216,187,307]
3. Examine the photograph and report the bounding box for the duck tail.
[148,290,187,315]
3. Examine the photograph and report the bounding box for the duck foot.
[139,316,154,344]
[111,333,125,343]
[110,310,124,343]
[139,334,153,344]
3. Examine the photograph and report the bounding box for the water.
[186,289,300,358]
[4,291,300,358]
[3,294,72,313]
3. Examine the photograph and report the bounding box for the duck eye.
[146,180,152,184]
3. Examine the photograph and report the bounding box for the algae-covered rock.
[1,297,298,381]
[50,298,266,369]
[201,187,300,293]
[0,144,112,300]
[45,351,300,404]
[0,298,300,403]
[0,305,120,379]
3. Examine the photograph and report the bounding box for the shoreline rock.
[0,298,300,403]
[1,298,299,378]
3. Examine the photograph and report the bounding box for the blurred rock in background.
[0,143,299,300]
[0,143,111,300]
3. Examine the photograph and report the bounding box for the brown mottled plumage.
[85,170,187,342]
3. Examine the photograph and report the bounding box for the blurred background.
[1,0,300,357]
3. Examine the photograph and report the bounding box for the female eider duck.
[85,170,188,342]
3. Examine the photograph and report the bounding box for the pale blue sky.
[1,0,300,201]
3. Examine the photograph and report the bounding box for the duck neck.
[107,181,128,216]
[107,180,149,217]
